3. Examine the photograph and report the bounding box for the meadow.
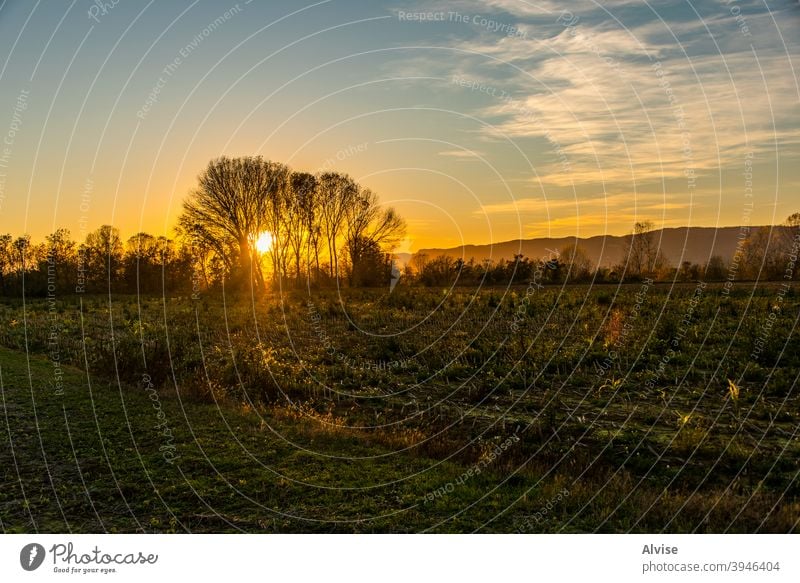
[1,281,797,532]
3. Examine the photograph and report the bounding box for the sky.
[0,0,797,251]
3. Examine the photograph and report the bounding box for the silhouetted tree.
[704,255,727,280]
[348,237,391,287]
[0,234,13,295]
[287,172,318,284]
[620,221,669,279]
[83,225,123,292]
[38,228,78,294]
[180,156,289,291]
[318,172,358,279]
[560,244,594,282]
[344,187,406,286]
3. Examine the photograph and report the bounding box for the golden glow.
[255,231,273,254]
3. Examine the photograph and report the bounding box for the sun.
[255,231,273,254]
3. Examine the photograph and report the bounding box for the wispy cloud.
[403,1,799,192]
[474,28,796,185]
[438,148,486,159]
[475,192,692,216]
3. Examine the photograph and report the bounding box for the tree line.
[0,156,408,296]
[0,227,194,296]
[409,217,800,287]
[179,156,406,290]
[1,156,797,297]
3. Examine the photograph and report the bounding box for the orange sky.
[0,1,797,250]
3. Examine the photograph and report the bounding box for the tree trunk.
[238,237,252,290]
[327,236,334,279]
[294,244,302,286]
[253,249,265,291]
[314,237,320,282]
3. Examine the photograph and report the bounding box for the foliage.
[1,280,797,532]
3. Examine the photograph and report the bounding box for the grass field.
[1,282,798,532]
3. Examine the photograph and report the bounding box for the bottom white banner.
[1,534,795,582]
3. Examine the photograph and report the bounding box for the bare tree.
[559,243,594,282]
[83,226,123,290]
[621,221,667,278]
[344,187,406,286]
[302,176,324,282]
[0,234,13,294]
[285,172,317,284]
[180,156,289,290]
[742,226,784,280]
[178,157,406,289]
[299,173,324,282]
[317,172,358,279]
[345,189,405,273]
[784,212,800,280]
[176,221,229,291]
[44,229,77,291]
[260,166,292,284]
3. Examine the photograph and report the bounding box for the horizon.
[415,221,794,250]
[2,218,790,253]
[0,0,798,251]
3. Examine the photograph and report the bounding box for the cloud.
[438,148,486,158]
[384,0,799,236]
[523,210,694,238]
[452,9,799,189]
[416,0,644,19]
[475,192,693,215]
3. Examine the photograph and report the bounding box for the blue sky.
[0,0,797,250]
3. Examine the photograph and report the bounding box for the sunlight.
[255,231,273,254]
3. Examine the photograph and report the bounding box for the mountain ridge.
[414,226,790,268]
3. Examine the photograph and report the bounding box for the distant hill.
[415,226,790,268]
[394,252,413,267]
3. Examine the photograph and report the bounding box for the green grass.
[0,284,798,532]
[0,346,482,532]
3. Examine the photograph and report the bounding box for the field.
[1,282,798,532]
